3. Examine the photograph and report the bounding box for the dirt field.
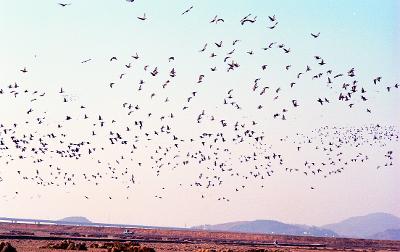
[1,222,399,252]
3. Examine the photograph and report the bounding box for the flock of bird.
[0,2,399,202]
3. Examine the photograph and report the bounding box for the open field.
[1,222,400,252]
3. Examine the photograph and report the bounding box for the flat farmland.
[1,223,399,251]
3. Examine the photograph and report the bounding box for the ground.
[1,222,399,251]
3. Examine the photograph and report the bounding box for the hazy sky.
[0,0,399,228]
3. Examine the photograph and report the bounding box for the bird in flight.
[58,3,71,7]
[210,15,224,24]
[215,41,223,48]
[241,14,257,25]
[268,15,276,22]
[373,76,382,84]
[181,6,193,15]
[311,32,320,38]
[197,74,205,83]
[268,22,278,29]
[199,43,207,52]
[137,13,147,21]
[81,59,92,64]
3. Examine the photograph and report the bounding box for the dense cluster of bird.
[284,124,398,177]
[0,2,399,202]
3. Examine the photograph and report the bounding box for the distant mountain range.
[370,229,400,240]
[58,216,92,223]
[193,220,337,237]
[322,212,400,238]
[56,214,400,240]
[192,212,400,240]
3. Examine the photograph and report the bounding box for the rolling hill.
[193,220,337,237]
[58,216,92,224]
[322,212,400,238]
[370,229,400,240]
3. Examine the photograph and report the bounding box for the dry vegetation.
[40,240,87,250]
[0,241,17,252]
[89,241,155,252]
[195,249,285,252]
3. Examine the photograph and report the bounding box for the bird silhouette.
[137,13,147,21]
[58,3,71,7]
[182,6,193,15]
[311,32,320,38]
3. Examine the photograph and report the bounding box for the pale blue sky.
[0,0,399,227]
